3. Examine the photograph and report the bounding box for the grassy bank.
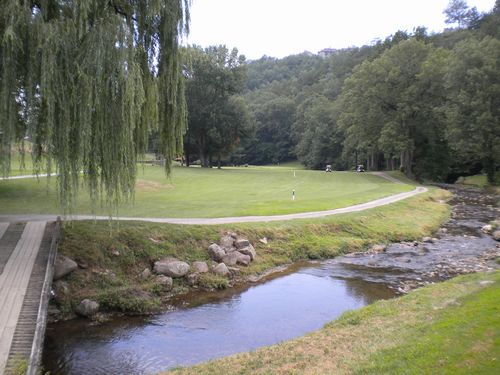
[0,166,412,217]
[166,271,499,375]
[54,187,450,317]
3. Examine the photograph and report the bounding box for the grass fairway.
[0,165,413,217]
[166,271,500,375]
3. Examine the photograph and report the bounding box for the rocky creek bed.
[330,183,499,294]
[42,184,499,374]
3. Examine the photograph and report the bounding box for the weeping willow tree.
[0,0,189,213]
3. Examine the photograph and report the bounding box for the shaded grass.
[456,173,500,188]
[165,271,500,375]
[55,188,450,316]
[0,165,412,217]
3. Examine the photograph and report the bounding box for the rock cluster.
[207,233,257,271]
[51,233,259,320]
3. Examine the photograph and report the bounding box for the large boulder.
[236,252,251,266]
[238,244,256,260]
[154,257,190,278]
[53,254,78,280]
[234,238,250,249]
[222,251,251,266]
[208,243,226,262]
[219,235,236,252]
[221,251,239,266]
[75,299,99,318]
[191,261,209,274]
[213,263,230,276]
[155,275,173,290]
[493,230,500,241]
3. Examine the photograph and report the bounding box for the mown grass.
[456,173,500,188]
[165,271,500,375]
[55,188,450,316]
[0,165,412,217]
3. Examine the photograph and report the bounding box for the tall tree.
[445,37,500,183]
[444,0,480,29]
[183,45,248,167]
[0,0,190,212]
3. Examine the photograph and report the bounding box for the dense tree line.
[236,0,500,183]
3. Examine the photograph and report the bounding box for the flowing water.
[42,185,499,374]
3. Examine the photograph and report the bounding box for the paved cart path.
[0,182,427,225]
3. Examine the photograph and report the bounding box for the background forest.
[178,0,500,183]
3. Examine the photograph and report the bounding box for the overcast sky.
[185,0,495,60]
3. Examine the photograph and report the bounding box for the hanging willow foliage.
[0,0,189,213]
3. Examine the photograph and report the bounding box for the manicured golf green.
[0,164,413,217]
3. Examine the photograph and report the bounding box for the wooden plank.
[0,221,46,374]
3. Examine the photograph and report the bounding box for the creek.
[42,185,499,374]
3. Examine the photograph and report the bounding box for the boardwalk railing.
[27,217,61,375]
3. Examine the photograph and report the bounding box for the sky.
[185,0,496,60]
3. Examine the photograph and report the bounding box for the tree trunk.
[217,153,221,169]
[198,133,210,167]
[400,149,414,177]
[484,140,495,183]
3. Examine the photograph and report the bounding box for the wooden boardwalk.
[0,220,59,375]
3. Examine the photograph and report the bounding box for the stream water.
[42,185,499,375]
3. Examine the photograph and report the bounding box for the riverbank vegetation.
[53,187,450,318]
[166,270,500,374]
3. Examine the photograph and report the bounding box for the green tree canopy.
[0,0,190,212]
[183,45,249,167]
[445,37,500,182]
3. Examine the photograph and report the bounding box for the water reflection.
[43,266,394,375]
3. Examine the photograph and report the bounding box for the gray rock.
[75,299,99,318]
[481,224,493,234]
[155,275,173,290]
[219,235,235,251]
[213,263,230,276]
[154,257,190,278]
[187,273,198,286]
[208,243,226,262]
[223,251,251,266]
[191,261,209,273]
[259,237,268,244]
[238,245,257,260]
[422,237,434,243]
[492,230,500,241]
[235,238,250,249]
[236,252,251,266]
[221,251,240,266]
[53,254,78,280]
[370,244,386,253]
[140,268,152,279]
